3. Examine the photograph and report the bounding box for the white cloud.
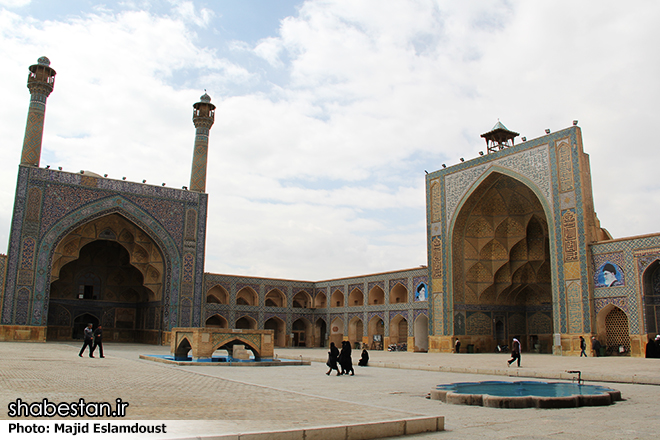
[1,1,659,280]
[0,0,30,7]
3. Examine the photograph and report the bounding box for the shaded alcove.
[48,239,161,342]
[452,172,553,352]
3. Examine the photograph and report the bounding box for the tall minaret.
[20,56,56,167]
[189,92,216,192]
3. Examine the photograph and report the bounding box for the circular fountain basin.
[429,381,621,408]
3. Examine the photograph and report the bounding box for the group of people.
[78,323,104,358]
[326,341,369,375]
[646,335,660,358]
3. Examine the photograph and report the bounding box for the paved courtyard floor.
[1,342,658,439]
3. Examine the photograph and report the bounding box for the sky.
[0,0,659,281]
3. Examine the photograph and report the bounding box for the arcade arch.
[597,305,630,356]
[389,283,407,304]
[207,285,228,304]
[235,315,257,329]
[314,318,327,347]
[293,291,312,308]
[292,318,312,346]
[331,290,344,307]
[368,315,384,349]
[265,289,286,307]
[205,314,228,328]
[369,286,385,305]
[236,287,258,306]
[413,314,429,352]
[642,260,660,335]
[348,288,364,306]
[348,316,364,346]
[264,316,286,347]
[314,292,327,308]
[330,317,343,346]
[390,314,408,345]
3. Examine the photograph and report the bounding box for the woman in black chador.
[358,348,369,366]
[339,341,355,375]
[326,342,340,375]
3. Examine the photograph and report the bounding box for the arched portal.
[413,314,429,352]
[47,213,164,343]
[368,316,384,350]
[314,318,327,347]
[642,260,660,335]
[452,172,553,352]
[389,314,408,345]
[292,318,312,347]
[264,316,286,347]
[348,316,364,346]
[330,317,343,346]
[598,305,630,356]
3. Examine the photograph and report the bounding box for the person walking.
[579,336,587,357]
[507,337,521,367]
[591,336,602,357]
[339,340,354,375]
[454,338,461,354]
[93,325,104,358]
[325,342,340,375]
[78,323,95,358]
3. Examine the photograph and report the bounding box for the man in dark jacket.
[78,323,95,358]
[93,325,104,358]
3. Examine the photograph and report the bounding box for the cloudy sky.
[0,0,658,281]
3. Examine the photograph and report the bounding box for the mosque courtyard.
[1,341,658,439]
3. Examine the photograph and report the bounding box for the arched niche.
[348,288,364,306]
[389,283,407,304]
[205,314,228,328]
[314,292,327,308]
[293,291,312,308]
[207,285,229,304]
[236,287,258,306]
[265,289,286,307]
[330,290,344,308]
[369,286,385,305]
[235,315,257,329]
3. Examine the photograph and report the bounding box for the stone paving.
[1,342,659,439]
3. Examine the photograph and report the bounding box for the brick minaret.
[189,92,216,192]
[20,56,56,167]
